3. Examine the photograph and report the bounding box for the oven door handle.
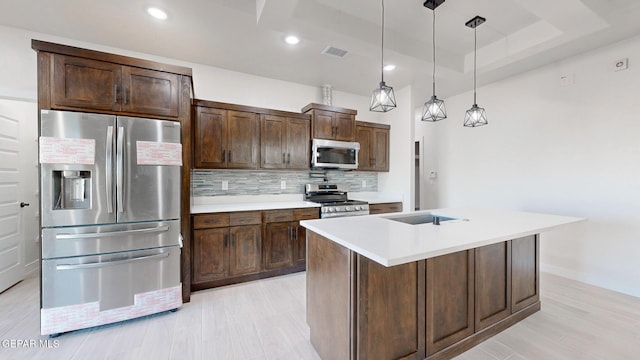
[55,225,170,240]
[56,252,170,270]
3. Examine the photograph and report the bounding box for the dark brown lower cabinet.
[228,225,261,277]
[263,222,294,270]
[426,250,475,356]
[475,241,512,331]
[511,235,539,312]
[306,231,541,360]
[193,227,228,283]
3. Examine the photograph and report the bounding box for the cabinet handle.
[287,153,291,165]
[113,84,118,104]
[332,126,337,137]
[283,153,286,164]
[223,233,228,248]
[222,149,226,163]
[288,225,292,241]
[231,233,235,247]
[295,225,299,240]
[228,151,232,162]
[123,87,127,105]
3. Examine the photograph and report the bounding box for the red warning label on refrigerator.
[136,141,182,166]
[39,137,96,165]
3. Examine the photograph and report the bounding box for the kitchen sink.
[385,214,458,225]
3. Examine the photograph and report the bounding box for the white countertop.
[349,191,403,204]
[191,195,319,214]
[300,207,585,267]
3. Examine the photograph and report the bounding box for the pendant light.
[422,0,447,122]
[370,0,396,112]
[463,15,488,127]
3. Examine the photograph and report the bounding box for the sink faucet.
[433,216,440,225]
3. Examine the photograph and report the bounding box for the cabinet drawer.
[369,202,403,215]
[230,211,262,226]
[193,213,230,229]
[294,208,320,220]
[263,209,294,223]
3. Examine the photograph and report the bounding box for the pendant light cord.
[381,0,385,84]
[432,9,436,95]
[473,26,477,105]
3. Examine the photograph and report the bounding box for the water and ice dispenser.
[52,170,91,210]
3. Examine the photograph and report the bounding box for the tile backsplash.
[192,170,378,197]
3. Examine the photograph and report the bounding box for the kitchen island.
[300,208,583,360]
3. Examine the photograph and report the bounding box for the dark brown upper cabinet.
[302,103,357,141]
[193,103,259,169]
[260,114,310,170]
[49,54,180,118]
[356,121,390,172]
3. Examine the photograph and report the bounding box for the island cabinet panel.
[426,250,475,356]
[357,256,424,360]
[475,241,512,331]
[511,235,539,312]
[306,231,354,360]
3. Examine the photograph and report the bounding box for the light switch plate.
[221,180,228,190]
[280,180,286,190]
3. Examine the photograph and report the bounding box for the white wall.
[416,34,640,298]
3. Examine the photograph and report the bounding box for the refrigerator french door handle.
[116,126,124,213]
[55,225,170,240]
[106,126,114,213]
[55,252,170,270]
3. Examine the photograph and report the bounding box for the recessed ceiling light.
[147,7,168,20]
[285,35,300,45]
[383,64,396,71]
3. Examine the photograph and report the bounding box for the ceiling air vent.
[322,46,348,58]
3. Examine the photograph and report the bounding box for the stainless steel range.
[305,184,369,218]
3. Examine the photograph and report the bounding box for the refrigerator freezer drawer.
[42,220,180,259]
[41,246,181,335]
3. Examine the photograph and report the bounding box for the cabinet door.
[292,223,306,265]
[229,225,262,277]
[312,110,335,139]
[373,127,389,171]
[227,111,259,169]
[194,107,227,168]
[426,250,475,356]
[511,235,539,312]
[286,118,310,169]
[193,228,228,283]
[121,66,179,118]
[263,222,293,270]
[334,113,355,141]
[475,241,512,331]
[356,126,373,170]
[260,115,286,169]
[51,55,121,112]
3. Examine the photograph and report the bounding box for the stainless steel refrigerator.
[39,110,182,336]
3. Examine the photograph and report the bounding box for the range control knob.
[345,206,352,211]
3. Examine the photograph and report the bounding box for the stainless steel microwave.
[311,139,360,170]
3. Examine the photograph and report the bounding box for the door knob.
[20,202,30,208]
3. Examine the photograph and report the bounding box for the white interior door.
[0,99,36,293]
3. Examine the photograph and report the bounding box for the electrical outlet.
[362,180,367,188]
[280,180,286,190]
[221,180,228,190]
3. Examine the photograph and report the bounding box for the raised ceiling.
[1,0,640,103]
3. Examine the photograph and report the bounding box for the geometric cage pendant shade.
[370,81,397,112]
[463,104,488,127]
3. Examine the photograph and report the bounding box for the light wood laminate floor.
[1,271,638,360]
